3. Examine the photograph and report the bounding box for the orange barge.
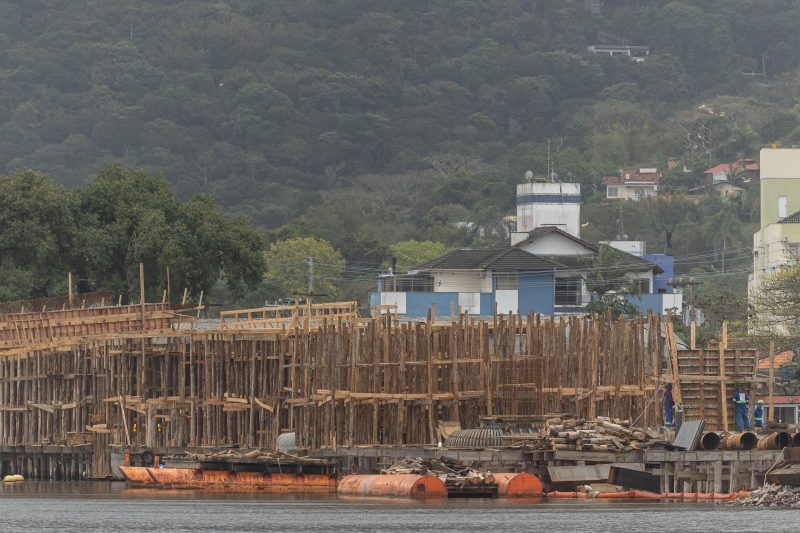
[119,452,338,493]
[119,466,337,492]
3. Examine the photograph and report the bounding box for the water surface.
[1,481,797,532]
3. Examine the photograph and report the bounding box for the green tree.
[389,240,449,272]
[74,163,264,301]
[264,237,345,300]
[0,169,75,300]
[701,207,744,272]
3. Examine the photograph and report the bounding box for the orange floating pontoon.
[119,466,337,493]
[492,473,543,497]
[337,474,447,499]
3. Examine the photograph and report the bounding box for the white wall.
[431,271,492,293]
[458,292,481,314]
[661,293,683,314]
[761,148,800,179]
[518,233,594,255]
[379,292,406,314]
[495,290,518,314]
[516,182,581,237]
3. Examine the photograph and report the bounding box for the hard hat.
[757,399,764,404]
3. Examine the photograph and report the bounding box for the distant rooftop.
[602,168,662,185]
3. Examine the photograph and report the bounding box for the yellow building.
[749,148,800,333]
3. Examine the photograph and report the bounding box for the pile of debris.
[183,449,325,464]
[733,484,800,507]
[545,416,656,452]
[382,457,494,486]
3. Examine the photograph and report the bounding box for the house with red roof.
[704,159,760,185]
[602,168,661,200]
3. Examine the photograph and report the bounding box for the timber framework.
[0,299,762,480]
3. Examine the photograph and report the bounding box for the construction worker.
[732,385,751,432]
[754,399,765,429]
[663,383,675,430]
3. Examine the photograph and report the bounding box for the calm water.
[0,481,798,532]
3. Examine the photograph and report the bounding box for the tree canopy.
[0,164,264,302]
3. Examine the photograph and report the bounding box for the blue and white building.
[371,180,682,319]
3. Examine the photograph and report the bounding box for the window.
[779,196,788,218]
[607,186,619,197]
[631,278,650,294]
[495,273,518,290]
[393,275,433,292]
[555,278,582,306]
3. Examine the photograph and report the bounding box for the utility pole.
[305,256,314,304]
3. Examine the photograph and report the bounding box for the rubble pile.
[734,484,800,507]
[382,457,495,486]
[183,449,324,464]
[545,416,657,452]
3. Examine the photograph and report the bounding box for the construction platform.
[312,445,782,495]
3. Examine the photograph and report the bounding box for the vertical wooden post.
[768,340,775,424]
[68,272,73,307]
[719,322,729,432]
[690,320,696,350]
[139,262,146,330]
[166,266,171,304]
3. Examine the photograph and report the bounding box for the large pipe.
[337,474,447,499]
[698,432,721,451]
[720,432,758,450]
[491,473,543,497]
[756,432,791,450]
[792,433,800,447]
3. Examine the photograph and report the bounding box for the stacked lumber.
[544,416,653,452]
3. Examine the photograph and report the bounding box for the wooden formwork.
[672,348,761,431]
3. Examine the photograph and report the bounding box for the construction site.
[0,279,791,498]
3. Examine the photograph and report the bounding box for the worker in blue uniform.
[753,399,765,429]
[732,385,751,432]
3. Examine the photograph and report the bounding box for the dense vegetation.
[2,1,800,313]
[0,165,264,302]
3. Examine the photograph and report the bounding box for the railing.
[220,301,360,332]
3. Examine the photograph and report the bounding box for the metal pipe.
[698,432,721,451]
[792,432,800,447]
[337,474,447,498]
[492,473,543,497]
[720,432,758,450]
[756,432,791,450]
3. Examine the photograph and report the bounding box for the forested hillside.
[1,1,800,305]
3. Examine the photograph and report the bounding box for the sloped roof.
[757,350,794,370]
[539,248,663,274]
[704,161,759,174]
[413,248,504,270]
[413,247,561,273]
[413,229,662,274]
[482,248,562,272]
[512,226,599,252]
[779,210,800,224]
[754,395,800,405]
